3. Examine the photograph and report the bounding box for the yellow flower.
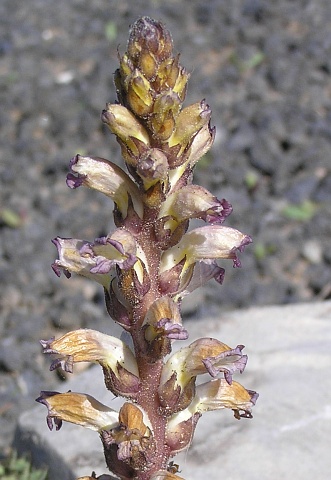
[41,329,140,398]
[36,391,118,432]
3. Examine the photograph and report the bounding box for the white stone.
[14,301,331,480]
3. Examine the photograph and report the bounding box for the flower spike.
[40,16,258,480]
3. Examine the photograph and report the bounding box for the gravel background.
[1,0,331,457]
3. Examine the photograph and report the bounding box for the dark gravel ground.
[1,0,331,458]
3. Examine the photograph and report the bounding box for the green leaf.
[105,21,117,42]
[281,200,317,221]
[253,243,277,261]
[0,208,22,228]
[0,451,48,480]
[245,171,259,191]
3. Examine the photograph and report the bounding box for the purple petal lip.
[66,172,84,189]
[50,356,74,373]
[90,258,116,274]
[40,337,56,352]
[35,391,64,430]
[51,237,61,250]
[214,267,225,284]
[69,154,79,168]
[221,199,233,218]
[79,242,94,256]
[248,390,259,405]
[202,344,248,384]
[51,262,71,278]
[230,235,252,268]
[239,235,253,252]
[156,318,189,340]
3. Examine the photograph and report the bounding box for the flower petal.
[175,261,225,297]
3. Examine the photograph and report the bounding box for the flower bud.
[127,70,154,117]
[101,103,150,154]
[127,17,173,65]
[157,56,189,101]
[149,92,181,141]
[138,49,159,81]
[168,100,211,150]
[136,148,169,190]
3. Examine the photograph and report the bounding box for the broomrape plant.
[37,17,258,480]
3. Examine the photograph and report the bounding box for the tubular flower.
[161,225,252,271]
[51,229,139,290]
[36,391,119,432]
[159,225,252,295]
[39,16,257,480]
[40,329,140,398]
[159,185,232,227]
[158,338,247,413]
[165,380,258,455]
[67,154,144,222]
[167,379,258,434]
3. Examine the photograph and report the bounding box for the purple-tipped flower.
[159,185,232,226]
[158,338,247,414]
[67,154,144,222]
[159,225,252,296]
[36,391,119,432]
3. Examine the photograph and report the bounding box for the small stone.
[302,240,323,265]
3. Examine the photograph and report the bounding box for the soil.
[1,0,330,457]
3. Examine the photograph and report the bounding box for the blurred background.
[1,0,330,457]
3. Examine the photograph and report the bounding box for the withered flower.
[38,17,257,480]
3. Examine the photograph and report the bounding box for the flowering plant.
[37,17,258,480]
